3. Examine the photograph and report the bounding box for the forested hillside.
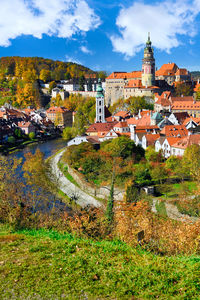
[0,56,96,79]
[0,56,97,108]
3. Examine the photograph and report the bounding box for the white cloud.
[111,0,200,58]
[65,55,82,65]
[0,0,101,46]
[80,45,93,54]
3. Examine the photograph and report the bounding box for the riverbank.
[49,148,102,208]
[0,134,61,155]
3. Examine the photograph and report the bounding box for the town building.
[105,35,191,106]
[46,107,73,128]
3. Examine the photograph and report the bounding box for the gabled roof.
[172,101,200,110]
[114,121,128,128]
[170,96,194,102]
[170,112,189,124]
[183,117,200,126]
[127,114,151,127]
[46,106,70,113]
[151,112,163,120]
[160,125,188,137]
[106,71,142,80]
[124,79,143,88]
[114,111,130,118]
[158,118,173,128]
[175,68,189,76]
[172,134,200,149]
[156,63,178,77]
[145,134,160,145]
[166,137,182,146]
[86,121,117,133]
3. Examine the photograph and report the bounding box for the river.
[9,138,67,161]
[8,138,72,214]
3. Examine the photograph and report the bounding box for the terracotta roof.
[114,121,128,128]
[114,111,130,118]
[194,83,200,92]
[145,134,160,145]
[166,137,182,146]
[127,114,151,127]
[86,122,117,133]
[18,121,33,128]
[0,111,5,118]
[156,63,178,77]
[125,79,143,88]
[172,135,200,149]
[106,71,142,80]
[172,101,200,110]
[160,125,188,137]
[183,117,200,126]
[170,96,194,102]
[46,106,70,113]
[175,68,189,76]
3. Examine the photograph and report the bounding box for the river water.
[9,138,67,161]
[8,138,71,214]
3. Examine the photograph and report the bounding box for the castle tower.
[96,79,105,123]
[142,33,155,87]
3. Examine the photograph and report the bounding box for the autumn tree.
[174,82,193,96]
[182,144,200,181]
[39,69,51,82]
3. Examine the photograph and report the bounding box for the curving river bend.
[8,138,72,213]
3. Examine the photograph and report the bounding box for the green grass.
[58,161,80,188]
[1,224,200,299]
[155,200,168,218]
[161,181,197,200]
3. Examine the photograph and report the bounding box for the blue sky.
[0,0,200,73]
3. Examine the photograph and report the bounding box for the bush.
[29,132,35,140]
[7,136,15,144]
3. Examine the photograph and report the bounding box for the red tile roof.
[114,111,130,118]
[46,106,70,113]
[172,101,200,110]
[86,122,117,133]
[146,134,160,145]
[106,71,142,80]
[114,121,128,128]
[156,63,178,77]
[160,125,188,137]
[166,137,182,146]
[172,135,200,149]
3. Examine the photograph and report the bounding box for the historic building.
[95,79,106,123]
[105,34,191,106]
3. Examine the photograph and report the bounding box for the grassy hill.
[1,224,200,299]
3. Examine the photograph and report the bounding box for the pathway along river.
[8,138,72,214]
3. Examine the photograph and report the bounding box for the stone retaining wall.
[67,164,124,201]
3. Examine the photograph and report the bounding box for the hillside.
[1,225,200,299]
[0,56,97,80]
[191,71,200,80]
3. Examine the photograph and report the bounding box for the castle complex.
[105,34,191,106]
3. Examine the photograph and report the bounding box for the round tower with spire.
[95,79,105,123]
[142,33,155,88]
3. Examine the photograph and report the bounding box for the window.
[99,108,101,113]
[99,101,101,106]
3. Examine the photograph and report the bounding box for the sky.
[0,0,200,73]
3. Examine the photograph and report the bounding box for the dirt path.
[50,149,102,208]
[152,199,198,223]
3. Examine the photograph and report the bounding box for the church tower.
[142,33,155,87]
[96,79,105,123]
